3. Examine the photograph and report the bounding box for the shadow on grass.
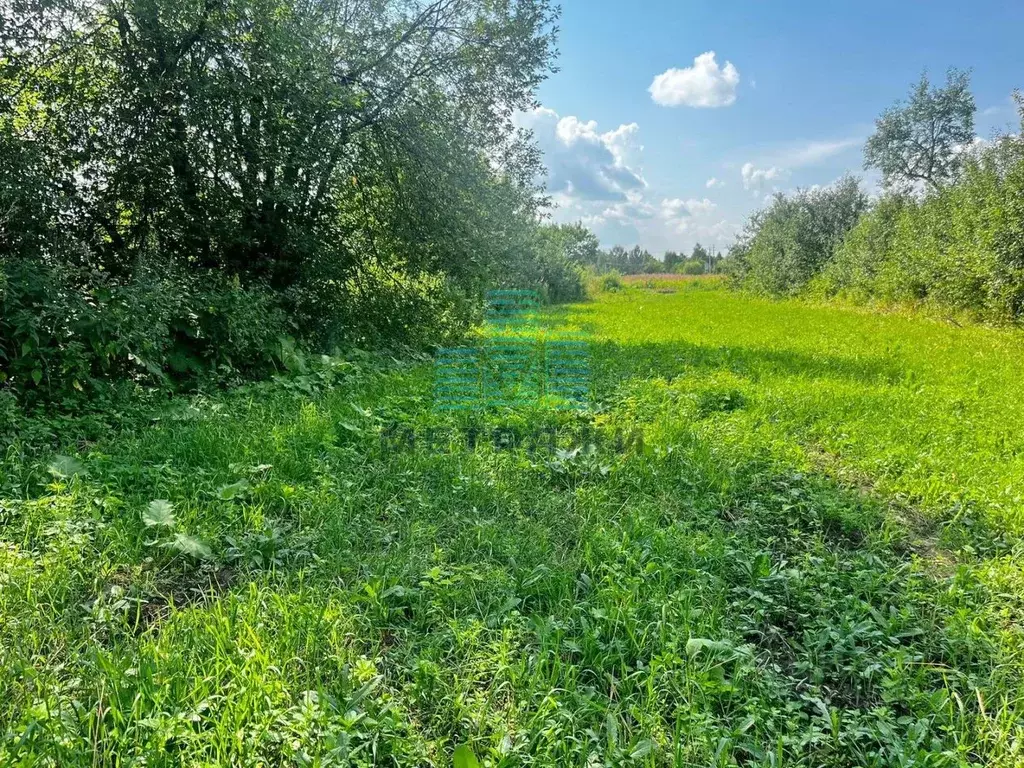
[1,340,1017,765]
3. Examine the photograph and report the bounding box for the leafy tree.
[865,69,976,192]
[691,243,711,271]
[544,223,601,267]
[0,0,561,399]
[817,108,1024,321]
[663,251,682,271]
[732,175,868,295]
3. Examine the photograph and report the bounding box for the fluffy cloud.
[517,108,645,201]
[649,52,740,108]
[602,191,657,223]
[659,197,718,232]
[705,177,724,189]
[741,162,787,190]
[518,106,737,252]
[662,197,717,217]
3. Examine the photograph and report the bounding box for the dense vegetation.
[4,280,1024,765]
[5,4,1024,763]
[0,0,591,408]
[728,72,1024,325]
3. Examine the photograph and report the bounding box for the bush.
[812,196,908,302]
[599,271,624,292]
[678,260,706,276]
[814,130,1024,322]
[491,224,587,304]
[0,255,291,402]
[305,265,476,351]
[734,176,868,296]
[1,0,564,405]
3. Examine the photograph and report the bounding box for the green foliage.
[678,259,707,275]
[578,244,662,275]
[452,744,482,768]
[493,223,587,303]
[599,270,624,292]
[865,69,976,192]
[143,500,176,528]
[818,124,1024,322]
[811,195,909,302]
[1,0,564,402]
[729,175,869,295]
[4,288,1024,764]
[0,257,291,402]
[743,79,1024,324]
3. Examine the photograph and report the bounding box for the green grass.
[3,283,1024,766]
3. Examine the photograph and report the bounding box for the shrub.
[814,129,1024,323]
[679,260,706,276]
[306,266,476,352]
[736,176,868,296]
[599,271,624,292]
[812,195,908,302]
[0,255,291,402]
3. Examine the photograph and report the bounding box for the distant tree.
[664,250,682,271]
[865,69,976,192]
[605,245,629,272]
[552,223,602,266]
[691,243,711,270]
[625,245,645,272]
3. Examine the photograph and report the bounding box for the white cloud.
[661,197,717,217]
[953,136,991,157]
[741,162,787,190]
[649,52,740,108]
[519,106,740,252]
[705,177,724,189]
[516,107,645,202]
[603,191,657,222]
[658,197,719,233]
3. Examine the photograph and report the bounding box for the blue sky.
[524,0,1024,254]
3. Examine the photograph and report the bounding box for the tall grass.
[2,283,1024,765]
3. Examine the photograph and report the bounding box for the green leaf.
[217,479,250,501]
[453,744,481,768]
[686,637,737,660]
[168,533,213,560]
[630,739,654,758]
[31,368,42,385]
[48,455,84,479]
[143,499,175,528]
[686,638,714,658]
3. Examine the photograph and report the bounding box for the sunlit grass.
[2,283,1023,766]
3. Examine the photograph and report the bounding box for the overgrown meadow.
[3,281,1024,766]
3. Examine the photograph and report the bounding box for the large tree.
[1,0,561,393]
[864,69,976,192]
[1,0,557,287]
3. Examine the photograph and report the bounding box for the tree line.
[1,0,582,405]
[538,223,724,277]
[726,71,1024,324]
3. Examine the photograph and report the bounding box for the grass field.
[3,282,1024,766]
